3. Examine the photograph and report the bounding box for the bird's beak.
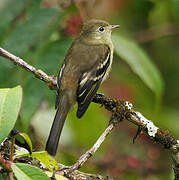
[109,25,120,30]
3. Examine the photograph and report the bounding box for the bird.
[45,19,120,156]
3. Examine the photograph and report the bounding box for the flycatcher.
[46,19,120,156]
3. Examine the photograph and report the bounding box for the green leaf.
[25,0,42,15]
[15,151,58,172]
[1,8,59,56]
[21,77,45,131]
[12,163,50,180]
[148,1,171,26]
[35,38,73,75]
[31,151,59,172]
[0,86,22,144]
[17,132,33,154]
[112,34,164,99]
[172,0,179,25]
[0,0,28,41]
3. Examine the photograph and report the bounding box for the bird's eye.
[98,26,105,32]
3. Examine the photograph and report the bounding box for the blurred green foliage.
[0,0,179,179]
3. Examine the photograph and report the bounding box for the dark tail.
[45,91,71,156]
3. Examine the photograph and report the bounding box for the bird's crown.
[81,19,110,34]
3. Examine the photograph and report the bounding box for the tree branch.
[63,123,115,175]
[0,48,57,90]
[0,47,178,180]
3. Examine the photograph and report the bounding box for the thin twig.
[57,163,109,180]
[64,123,115,174]
[62,112,126,174]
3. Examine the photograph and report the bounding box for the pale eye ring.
[98,26,105,32]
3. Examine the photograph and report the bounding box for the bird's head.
[79,19,120,44]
